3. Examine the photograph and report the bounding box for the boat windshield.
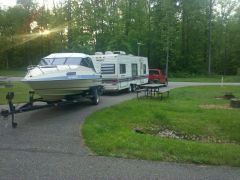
[39,57,95,71]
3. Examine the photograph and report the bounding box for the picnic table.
[141,84,165,97]
[136,84,170,99]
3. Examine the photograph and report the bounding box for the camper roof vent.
[105,51,113,55]
[114,51,126,55]
[95,52,103,55]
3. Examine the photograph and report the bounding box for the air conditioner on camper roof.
[114,51,126,55]
[105,51,113,55]
[95,52,103,55]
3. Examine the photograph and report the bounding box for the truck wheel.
[91,88,99,105]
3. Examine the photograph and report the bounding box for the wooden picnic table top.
[141,84,165,88]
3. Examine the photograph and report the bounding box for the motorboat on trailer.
[22,53,102,102]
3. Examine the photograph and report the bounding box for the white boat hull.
[24,78,101,101]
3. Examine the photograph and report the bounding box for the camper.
[91,51,149,92]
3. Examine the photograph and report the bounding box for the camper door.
[140,60,146,83]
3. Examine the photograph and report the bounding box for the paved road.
[0,82,240,179]
[0,76,23,82]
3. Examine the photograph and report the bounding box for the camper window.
[132,64,138,76]
[143,64,147,74]
[101,64,115,74]
[120,64,126,74]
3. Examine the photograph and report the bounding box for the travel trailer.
[91,51,149,92]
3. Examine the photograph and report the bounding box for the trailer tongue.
[1,88,103,128]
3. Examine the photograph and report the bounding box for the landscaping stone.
[223,92,235,99]
[134,127,238,144]
[230,98,240,108]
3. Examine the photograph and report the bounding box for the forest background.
[0,0,239,76]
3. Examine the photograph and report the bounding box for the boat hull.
[23,78,101,101]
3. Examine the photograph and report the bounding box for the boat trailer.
[0,86,103,128]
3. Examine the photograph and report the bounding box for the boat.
[22,53,102,102]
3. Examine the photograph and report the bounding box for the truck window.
[101,64,115,74]
[131,64,138,76]
[149,70,158,75]
[120,64,126,74]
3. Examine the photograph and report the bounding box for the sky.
[0,0,16,7]
[0,0,63,9]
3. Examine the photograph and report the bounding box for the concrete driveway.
[0,82,240,179]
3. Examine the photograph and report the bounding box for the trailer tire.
[91,88,100,105]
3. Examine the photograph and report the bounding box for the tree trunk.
[67,0,72,50]
[208,0,213,75]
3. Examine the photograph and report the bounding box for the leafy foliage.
[0,0,239,75]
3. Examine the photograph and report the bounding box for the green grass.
[169,75,240,83]
[0,69,26,77]
[0,82,32,104]
[82,86,240,166]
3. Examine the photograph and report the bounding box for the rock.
[133,128,144,134]
[224,92,235,99]
[230,98,240,108]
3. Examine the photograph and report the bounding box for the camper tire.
[131,84,137,92]
[164,80,168,87]
[127,86,131,93]
[91,88,100,105]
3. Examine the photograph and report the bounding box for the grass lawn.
[169,75,240,83]
[0,82,32,104]
[82,86,240,166]
[0,69,26,77]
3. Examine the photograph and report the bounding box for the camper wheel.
[164,80,168,87]
[127,86,131,93]
[131,84,137,92]
[91,88,100,105]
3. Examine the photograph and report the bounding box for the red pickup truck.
[148,69,168,86]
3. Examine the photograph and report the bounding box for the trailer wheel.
[125,86,131,93]
[91,88,100,105]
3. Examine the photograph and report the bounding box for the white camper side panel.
[92,55,119,91]
[91,54,149,91]
[139,57,149,85]
[117,55,133,90]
